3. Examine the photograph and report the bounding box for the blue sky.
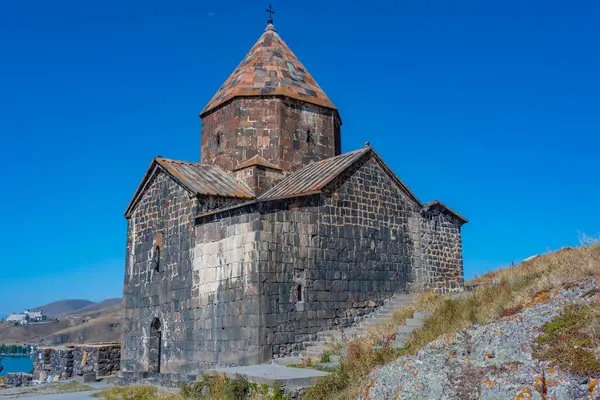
[1,0,599,316]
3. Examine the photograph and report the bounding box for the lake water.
[0,355,33,376]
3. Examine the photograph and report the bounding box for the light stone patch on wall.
[191,212,268,367]
[193,221,257,295]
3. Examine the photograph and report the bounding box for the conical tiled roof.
[200,23,336,117]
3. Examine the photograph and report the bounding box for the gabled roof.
[232,155,283,171]
[124,157,254,218]
[422,200,468,225]
[259,147,368,199]
[200,23,336,117]
[259,146,422,206]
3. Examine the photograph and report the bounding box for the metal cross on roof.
[266,4,275,24]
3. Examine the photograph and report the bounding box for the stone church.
[121,20,467,377]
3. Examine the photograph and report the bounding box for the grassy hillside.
[0,320,71,345]
[40,304,122,345]
[302,242,600,400]
[0,300,122,345]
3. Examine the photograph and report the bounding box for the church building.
[121,18,467,377]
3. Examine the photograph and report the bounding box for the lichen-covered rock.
[359,282,600,400]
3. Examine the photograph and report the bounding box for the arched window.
[297,284,304,303]
[306,129,312,144]
[216,133,222,147]
[152,246,160,272]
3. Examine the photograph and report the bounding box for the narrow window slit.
[297,284,303,302]
[153,246,160,272]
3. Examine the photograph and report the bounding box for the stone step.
[397,325,418,334]
[383,302,415,309]
[405,318,424,327]
[364,316,394,324]
[301,294,422,359]
[372,311,396,317]
[413,311,433,319]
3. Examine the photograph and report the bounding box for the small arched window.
[297,284,303,302]
[152,246,160,272]
[216,133,222,147]
[306,129,312,144]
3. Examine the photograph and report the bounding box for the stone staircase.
[387,311,432,349]
[301,293,418,358]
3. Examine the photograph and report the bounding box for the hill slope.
[40,304,122,345]
[65,298,122,315]
[0,299,122,345]
[302,243,600,400]
[31,299,95,318]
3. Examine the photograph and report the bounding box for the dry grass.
[94,376,289,400]
[302,244,600,400]
[93,386,182,400]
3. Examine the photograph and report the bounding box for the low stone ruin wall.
[4,373,33,387]
[33,343,120,382]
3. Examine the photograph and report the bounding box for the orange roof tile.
[200,23,336,117]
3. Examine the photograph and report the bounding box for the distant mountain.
[66,298,122,315]
[31,299,95,318]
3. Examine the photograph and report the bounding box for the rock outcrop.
[359,281,600,399]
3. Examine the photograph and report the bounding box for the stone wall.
[33,344,120,382]
[193,153,422,359]
[192,211,267,368]
[232,164,285,197]
[33,347,73,381]
[122,148,465,375]
[121,170,240,375]
[201,97,341,173]
[261,154,421,356]
[420,207,464,293]
[4,373,32,387]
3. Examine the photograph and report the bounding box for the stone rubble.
[359,282,600,400]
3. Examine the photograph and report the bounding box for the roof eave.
[423,200,468,225]
[124,158,255,219]
[124,159,162,219]
[195,190,322,222]
[199,94,340,120]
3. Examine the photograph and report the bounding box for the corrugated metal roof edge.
[194,190,322,224]
[124,157,255,219]
[259,146,423,207]
[422,200,468,225]
[258,147,369,199]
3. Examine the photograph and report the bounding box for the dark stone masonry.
[4,373,33,387]
[120,21,468,378]
[32,344,121,382]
